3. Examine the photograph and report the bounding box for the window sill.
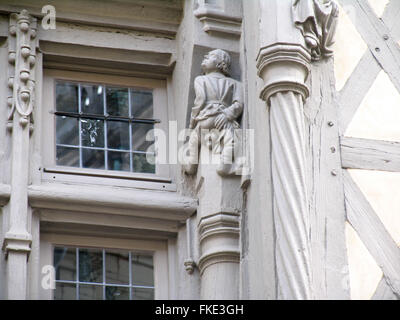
[41,166,175,191]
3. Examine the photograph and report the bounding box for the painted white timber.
[338,0,400,133]
[339,0,400,102]
[28,184,197,222]
[39,210,180,234]
[338,51,380,133]
[306,59,350,299]
[343,170,400,296]
[0,0,183,36]
[340,137,400,172]
[372,277,400,300]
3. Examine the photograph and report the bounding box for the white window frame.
[41,69,172,190]
[39,233,169,300]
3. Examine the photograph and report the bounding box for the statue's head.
[201,49,231,76]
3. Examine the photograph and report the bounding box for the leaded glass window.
[54,247,155,300]
[55,81,156,173]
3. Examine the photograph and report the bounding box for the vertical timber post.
[3,10,37,300]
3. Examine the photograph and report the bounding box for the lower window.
[53,246,155,300]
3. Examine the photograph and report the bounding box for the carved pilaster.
[257,0,339,300]
[3,9,37,299]
[257,0,313,300]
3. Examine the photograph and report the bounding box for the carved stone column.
[257,0,338,300]
[2,10,37,299]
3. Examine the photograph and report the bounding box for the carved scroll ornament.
[293,0,339,61]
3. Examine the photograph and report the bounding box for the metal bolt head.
[331,169,338,176]
[328,121,334,127]
[383,34,389,40]
[331,146,336,153]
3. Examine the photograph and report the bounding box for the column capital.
[256,43,311,104]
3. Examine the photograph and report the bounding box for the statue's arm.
[223,82,243,122]
[189,76,206,129]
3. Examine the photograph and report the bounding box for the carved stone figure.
[293,0,339,61]
[183,49,243,176]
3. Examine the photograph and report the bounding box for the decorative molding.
[197,212,240,275]
[194,6,242,37]
[28,184,197,222]
[2,233,32,258]
[256,43,311,104]
[7,9,37,128]
[293,0,339,61]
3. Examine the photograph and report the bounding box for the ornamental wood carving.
[8,9,37,127]
[293,0,339,61]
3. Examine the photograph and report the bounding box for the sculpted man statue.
[183,49,243,176]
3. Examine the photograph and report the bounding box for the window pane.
[131,90,153,119]
[107,121,129,150]
[54,247,76,281]
[79,248,103,283]
[81,84,104,115]
[132,288,154,300]
[79,284,103,300]
[132,153,155,173]
[81,119,104,148]
[132,123,154,152]
[54,282,76,300]
[131,255,154,286]
[82,148,105,169]
[56,116,79,146]
[105,250,129,285]
[56,82,78,113]
[106,287,130,300]
[108,151,130,171]
[56,146,79,167]
[106,87,129,117]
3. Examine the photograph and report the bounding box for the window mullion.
[103,86,108,170]
[78,84,83,168]
[129,251,132,300]
[128,89,133,172]
[103,249,106,300]
[76,247,79,300]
